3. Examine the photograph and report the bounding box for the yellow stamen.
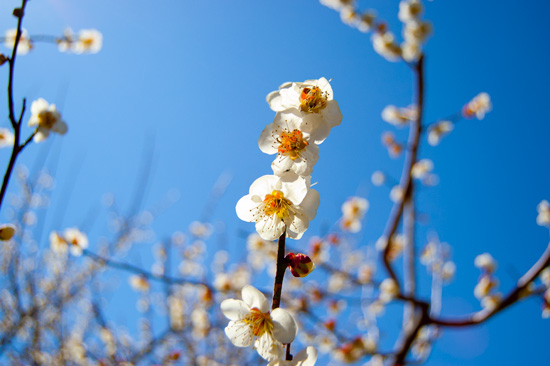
[263,190,293,220]
[243,307,273,337]
[299,86,328,113]
[277,129,309,160]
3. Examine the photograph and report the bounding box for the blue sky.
[0,0,549,365]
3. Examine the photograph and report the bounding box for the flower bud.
[286,253,316,278]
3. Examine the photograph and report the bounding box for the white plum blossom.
[340,196,369,233]
[28,98,68,143]
[390,185,405,203]
[72,29,103,54]
[372,30,401,62]
[379,278,399,303]
[266,77,342,143]
[403,20,432,44]
[0,128,14,148]
[536,200,550,227]
[381,105,418,127]
[463,92,492,120]
[474,253,497,273]
[259,112,320,177]
[398,0,423,23]
[358,11,376,33]
[50,228,88,256]
[268,346,318,366]
[236,173,320,241]
[340,6,360,27]
[428,120,454,146]
[319,0,354,11]
[220,285,298,361]
[411,159,434,179]
[4,28,32,55]
[371,171,386,186]
[401,41,422,62]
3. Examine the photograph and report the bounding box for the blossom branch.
[382,55,424,287]
[272,230,288,310]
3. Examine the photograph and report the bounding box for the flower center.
[37,111,57,129]
[277,129,309,160]
[263,190,293,220]
[81,37,94,49]
[244,307,273,337]
[299,86,327,113]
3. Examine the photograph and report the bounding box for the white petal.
[256,216,286,241]
[52,120,68,135]
[323,100,343,128]
[299,189,320,221]
[33,129,49,143]
[236,194,259,222]
[271,308,298,344]
[242,285,269,313]
[294,346,318,366]
[249,175,279,196]
[279,173,307,204]
[220,299,250,320]
[224,320,253,347]
[254,332,279,361]
[259,123,279,155]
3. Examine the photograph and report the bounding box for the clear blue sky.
[0,0,548,365]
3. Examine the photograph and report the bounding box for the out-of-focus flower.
[28,98,68,143]
[474,275,498,300]
[411,159,434,179]
[220,285,298,361]
[333,337,376,364]
[268,346,318,366]
[266,78,342,143]
[72,29,102,54]
[189,221,213,239]
[236,173,320,241]
[398,0,423,23]
[480,293,501,311]
[340,196,369,233]
[63,228,89,256]
[474,253,497,274]
[247,233,276,271]
[536,200,550,227]
[0,224,16,241]
[50,228,88,256]
[319,0,354,11]
[259,112,320,177]
[381,105,418,127]
[357,264,374,284]
[379,278,399,303]
[428,120,454,146]
[401,41,422,62]
[442,261,456,282]
[382,131,403,157]
[0,128,14,148]
[371,171,386,186]
[358,11,376,33]
[129,275,150,292]
[403,20,432,44]
[286,253,315,278]
[390,185,405,203]
[365,355,385,366]
[4,28,32,55]
[376,234,405,261]
[340,6,360,27]
[463,92,491,120]
[372,28,401,62]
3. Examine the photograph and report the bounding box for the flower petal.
[220,299,250,321]
[241,285,269,313]
[224,320,253,347]
[271,308,298,344]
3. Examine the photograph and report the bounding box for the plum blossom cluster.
[3,27,102,55]
[462,92,492,120]
[237,77,342,241]
[230,78,342,363]
[49,227,88,256]
[473,253,501,310]
[398,0,432,62]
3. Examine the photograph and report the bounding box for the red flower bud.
[286,252,315,278]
